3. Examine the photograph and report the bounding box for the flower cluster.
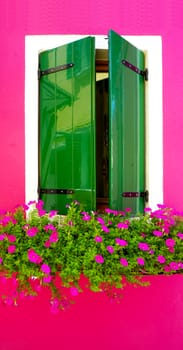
[0,200,183,312]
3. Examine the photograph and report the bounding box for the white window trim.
[25,34,163,210]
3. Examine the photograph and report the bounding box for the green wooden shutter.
[38,37,96,214]
[109,30,146,214]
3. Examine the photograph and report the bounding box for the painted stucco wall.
[0,1,183,349]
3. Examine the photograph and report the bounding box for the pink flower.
[44,240,51,248]
[7,234,16,242]
[101,225,110,233]
[177,232,183,240]
[0,257,3,264]
[137,257,145,266]
[169,262,179,271]
[44,223,55,231]
[70,287,79,296]
[28,249,42,264]
[82,214,91,221]
[49,210,58,218]
[41,263,51,274]
[0,234,5,241]
[144,207,152,213]
[106,245,114,254]
[120,258,128,267]
[115,238,128,247]
[8,245,16,254]
[165,238,176,248]
[49,231,59,243]
[38,209,46,217]
[153,230,163,237]
[43,275,52,283]
[94,236,103,243]
[36,200,44,209]
[168,247,175,253]
[117,222,129,229]
[68,220,74,226]
[97,217,105,225]
[157,255,166,264]
[138,242,149,251]
[27,227,39,237]
[178,262,183,269]
[149,249,155,255]
[95,255,104,264]
[125,208,132,213]
[164,265,171,272]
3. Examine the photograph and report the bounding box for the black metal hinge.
[122,191,149,202]
[38,63,74,79]
[39,188,74,195]
[121,59,148,81]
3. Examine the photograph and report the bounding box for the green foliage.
[0,200,183,311]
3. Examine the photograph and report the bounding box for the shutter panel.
[109,30,146,214]
[38,37,96,214]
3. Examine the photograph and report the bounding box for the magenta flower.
[49,231,59,243]
[165,238,176,248]
[97,217,105,225]
[125,208,132,213]
[36,200,44,209]
[164,265,171,272]
[95,255,104,264]
[120,258,128,267]
[49,210,58,218]
[38,209,46,217]
[70,287,79,296]
[153,230,163,237]
[138,242,149,251]
[0,234,5,241]
[27,227,39,237]
[137,257,145,266]
[144,207,152,213]
[44,240,51,248]
[43,275,52,283]
[169,261,179,271]
[101,225,110,233]
[94,236,103,243]
[28,249,42,264]
[177,232,183,240]
[41,263,51,274]
[117,222,129,229]
[44,223,55,231]
[8,245,16,254]
[168,247,175,253]
[178,262,183,269]
[7,234,16,242]
[157,255,166,264]
[0,257,3,264]
[68,220,74,226]
[115,238,128,247]
[106,245,114,254]
[149,249,155,255]
[82,214,91,221]
[141,233,146,238]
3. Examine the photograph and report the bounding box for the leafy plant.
[0,200,183,312]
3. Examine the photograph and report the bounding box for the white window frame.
[25,34,163,210]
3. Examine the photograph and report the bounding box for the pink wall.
[0,1,183,349]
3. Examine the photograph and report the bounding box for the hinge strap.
[121,59,148,81]
[38,63,74,79]
[122,191,149,202]
[39,188,74,195]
